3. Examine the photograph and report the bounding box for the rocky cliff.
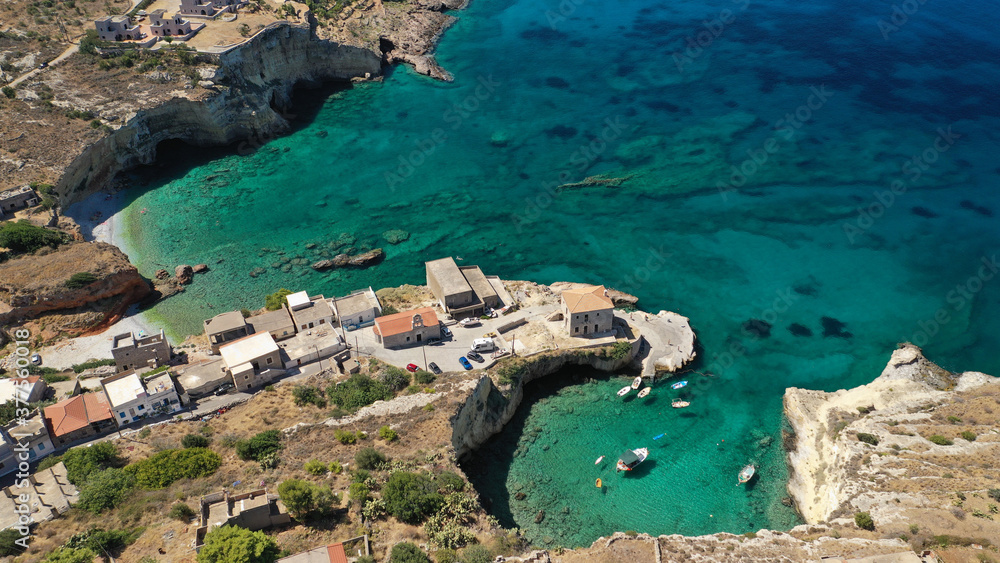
[784,344,1000,547]
[58,24,381,205]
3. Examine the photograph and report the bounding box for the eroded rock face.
[0,242,150,329]
[175,264,194,284]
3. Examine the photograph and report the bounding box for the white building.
[287,291,334,332]
[0,376,48,405]
[100,370,182,424]
[219,332,284,392]
[331,287,382,330]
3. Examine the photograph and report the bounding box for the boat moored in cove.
[671,399,689,408]
[738,464,756,485]
[616,448,649,472]
[637,387,651,398]
[617,386,632,396]
[631,376,643,389]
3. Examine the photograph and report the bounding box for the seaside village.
[0,255,694,559]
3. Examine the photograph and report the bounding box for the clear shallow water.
[86,0,1000,546]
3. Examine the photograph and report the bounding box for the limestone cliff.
[59,24,381,204]
[784,344,1000,545]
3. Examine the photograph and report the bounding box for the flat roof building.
[248,306,295,341]
[332,287,382,329]
[426,257,501,318]
[219,332,283,392]
[101,370,182,424]
[204,310,251,354]
[111,330,172,373]
[0,376,47,404]
[287,291,334,332]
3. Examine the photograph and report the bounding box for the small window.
[574,327,579,333]
[137,404,145,410]
[38,443,45,451]
[120,412,126,418]
[319,319,325,324]
[266,357,273,364]
[245,376,249,380]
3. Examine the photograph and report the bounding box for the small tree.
[355,447,386,470]
[856,433,879,446]
[77,467,135,513]
[458,545,492,563]
[169,502,195,521]
[182,434,210,448]
[197,526,279,563]
[854,511,875,531]
[389,542,431,563]
[236,430,282,461]
[378,425,398,442]
[264,289,293,311]
[43,547,98,563]
[0,528,27,556]
[278,479,338,520]
[383,471,443,524]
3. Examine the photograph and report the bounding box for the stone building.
[101,370,182,424]
[561,285,614,337]
[148,10,204,39]
[179,0,244,17]
[111,330,172,372]
[248,306,295,341]
[204,310,251,354]
[94,15,142,41]
[2,414,54,463]
[372,307,441,349]
[425,257,500,319]
[0,186,39,217]
[43,392,115,447]
[195,489,290,549]
[287,291,334,332]
[331,287,382,329]
[218,332,284,392]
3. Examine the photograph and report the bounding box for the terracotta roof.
[327,543,348,563]
[562,285,614,313]
[373,307,438,337]
[43,392,113,437]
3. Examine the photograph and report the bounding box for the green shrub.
[854,511,875,531]
[414,370,436,385]
[609,340,632,360]
[928,435,954,446]
[946,415,962,423]
[0,220,65,255]
[381,366,411,391]
[65,527,143,555]
[355,447,386,470]
[352,469,371,484]
[349,482,370,506]
[181,434,210,448]
[77,467,136,513]
[138,427,152,439]
[856,433,879,446]
[390,542,431,563]
[43,547,98,563]
[169,502,195,521]
[495,361,525,386]
[277,479,338,520]
[0,528,27,556]
[292,385,326,407]
[329,461,343,474]
[378,425,398,442]
[435,471,465,492]
[334,428,357,445]
[65,272,98,289]
[434,549,458,563]
[71,358,117,373]
[961,430,977,441]
[383,471,443,524]
[264,289,293,311]
[197,525,279,563]
[126,448,222,489]
[62,441,124,484]
[2,86,15,99]
[457,545,492,563]
[304,459,328,475]
[236,430,282,461]
[327,374,393,410]
[259,452,280,470]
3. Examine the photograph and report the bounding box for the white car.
[460,318,481,328]
[30,353,42,365]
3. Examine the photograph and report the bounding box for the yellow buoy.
[596,478,602,488]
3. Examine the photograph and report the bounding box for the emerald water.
[67,0,1000,547]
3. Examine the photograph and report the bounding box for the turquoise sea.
[73,0,1000,547]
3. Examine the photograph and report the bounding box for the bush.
[138,427,151,439]
[458,545,492,563]
[277,479,338,520]
[334,428,358,445]
[43,547,98,563]
[236,430,282,461]
[62,441,124,484]
[169,502,195,521]
[329,461,343,474]
[182,434,210,448]
[264,289,293,311]
[65,272,98,289]
[380,366,411,391]
[928,435,953,446]
[292,385,326,407]
[414,370,436,385]
[126,448,222,489]
[609,340,632,360]
[197,525,279,563]
[390,542,431,563]
[1,86,15,99]
[856,433,879,446]
[436,471,465,492]
[71,358,117,373]
[495,361,525,387]
[304,459,328,475]
[378,425,398,442]
[327,374,393,410]
[352,469,371,484]
[961,430,977,441]
[854,511,875,531]
[434,549,458,563]
[349,482,370,506]
[383,471,443,524]
[0,528,27,556]
[0,220,64,255]
[77,467,136,513]
[355,447,386,470]
[65,527,143,556]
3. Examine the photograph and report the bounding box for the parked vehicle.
[459,357,473,370]
[441,326,453,338]
[30,353,42,365]
[429,362,441,374]
[459,318,481,328]
[214,383,235,396]
[406,363,419,372]
[467,351,484,363]
[470,338,495,352]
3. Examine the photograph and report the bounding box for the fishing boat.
[637,387,651,398]
[595,456,605,465]
[738,464,756,485]
[617,386,632,397]
[670,380,688,390]
[631,376,643,390]
[595,478,602,488]
[616,448,649,472]
[671,399,690,408]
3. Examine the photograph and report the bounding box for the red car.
[406,363,419,372]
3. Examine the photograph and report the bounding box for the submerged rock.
[742,319,772,338]
[175,264,193,284]
[788,323,813,337]
[821,316,852,338]
[311,248,385,271]
[382,229,410,244]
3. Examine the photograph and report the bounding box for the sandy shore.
[63,188,134,255]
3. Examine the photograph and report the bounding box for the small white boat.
[617,386,632,397]
[738,464,756,485]
[616,448,649,472]
[637,387,651,398]
[595,455,605,465]
[631,376,643,390]
[671,380,688,390]
[671,399,690,408]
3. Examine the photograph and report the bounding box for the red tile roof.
[373,307,438,337]
[43,392,113,437]
[562,285,614,313]
[327,543,348,563]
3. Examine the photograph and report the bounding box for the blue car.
[459,356,473,370]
